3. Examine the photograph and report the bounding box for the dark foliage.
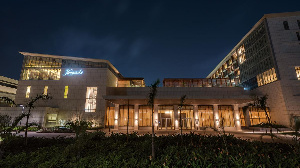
[0,132,299,167]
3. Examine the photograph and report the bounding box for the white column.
[193,105,199,130]
[213,104,220,130]
[174,105,179,130]
[114,104,119,130]
[154,105,158,129]
[233,104,242,131]
[134,104,139,130]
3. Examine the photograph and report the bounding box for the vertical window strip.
[64,86,68,98]
[44,86,48,95]
[26,86,31,98]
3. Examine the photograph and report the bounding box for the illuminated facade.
[0,11,299,130]
[208,11,300,126]
[0,76,18,106]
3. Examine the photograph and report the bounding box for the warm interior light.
[26,86,31,98]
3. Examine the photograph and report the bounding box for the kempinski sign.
[63,69,83,76]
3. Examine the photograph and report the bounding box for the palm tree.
[148,79,160,160]
[179,95,186,135]
[251,94,271,124]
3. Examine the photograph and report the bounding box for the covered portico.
[103,87,252,131]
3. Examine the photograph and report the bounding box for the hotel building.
[0,11,300,130]
[0,76,18,106]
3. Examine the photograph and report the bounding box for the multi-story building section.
[0,75,18,106]
[0,11,299,130]
[208,11,300,125]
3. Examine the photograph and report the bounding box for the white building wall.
[266,15,300,126]
[14,68,117,126]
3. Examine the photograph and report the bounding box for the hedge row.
[0,132,299,167]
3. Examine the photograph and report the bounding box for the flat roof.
[19,52,120,74]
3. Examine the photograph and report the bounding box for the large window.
[85,87,97,112]
[198,105,214,127]
[26,86,31,98]
[105,106,115,127]
[249,107,270,125]
[179,106,193,129]
[22,68,61,80]
[218,106,234,127]
[256,68,277,87]
[139,105,152,127]
[119,105,134,126]
[158,106,174,129]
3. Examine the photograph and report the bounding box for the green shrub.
[0,132,299,167]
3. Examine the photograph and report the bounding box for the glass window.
[179,106,193,129]
[249,107,270,125]
[64,86,69,98]
[85,87,97,112]
[43,86,48,95]
[26,86,31,98]
[198,105,214,127]
[218,105,234,127]
[139,105,152,126]
[105,106,115,127]
[119,105,134,126]
[22,68,61,80]
[158,106,174,129]
[283,21,289,30]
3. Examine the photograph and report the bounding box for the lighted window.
[256,68,277,87]
[26,86,31,98]
[85,87,97,112]
[283,21,289,30]
[64,86,69,98]
[295,67,300,80]
[43,86,48,95]
[21,68,61,80]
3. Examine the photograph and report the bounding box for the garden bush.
[0,132,299,167]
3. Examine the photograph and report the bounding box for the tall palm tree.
[179,95,186,135]
[148,79,160,160]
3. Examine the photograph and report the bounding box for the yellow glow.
[85,87,97,112]
[64,86,68,98]
[43,86,48,95]
[22,68,61,80]
[26,86,31,98]
[295,67,300,80]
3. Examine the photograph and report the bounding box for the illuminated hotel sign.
[63,69,83,76]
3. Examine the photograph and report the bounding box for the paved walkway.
[18,129,296,143]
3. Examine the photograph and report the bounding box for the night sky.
[1,1,299,85]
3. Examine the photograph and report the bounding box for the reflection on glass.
[85,87,97,112]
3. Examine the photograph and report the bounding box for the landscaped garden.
[0,132,299,167]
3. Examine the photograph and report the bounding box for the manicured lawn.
[0,132,299,167]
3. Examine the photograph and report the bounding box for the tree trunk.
[151,105,155,160]
[180,108,182,135]
[108,106,110,133]
[25,113,29,146]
